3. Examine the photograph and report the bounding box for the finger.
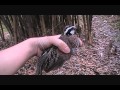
[49,36,70,53]
[51,34,61,39]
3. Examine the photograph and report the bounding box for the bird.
[35,25,81,75]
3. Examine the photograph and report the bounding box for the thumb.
[49,35,70,53]
[57,39,70,53]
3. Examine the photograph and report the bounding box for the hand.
[35,35,71,56]
[0,34,82,75]
[0,35,72,75]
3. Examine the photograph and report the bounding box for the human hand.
[35,35,71,56]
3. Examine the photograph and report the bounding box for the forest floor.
[0,15,120,75]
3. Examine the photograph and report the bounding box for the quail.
[35,25,81,75]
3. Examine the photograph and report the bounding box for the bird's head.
[64,25,77,36]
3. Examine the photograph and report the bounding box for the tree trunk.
[72,15,76,25]
[0,20,5,41]
[52,15,56,35]
[66,15,72,25]
[40,15,46,36]
[12,15,18,43]
[87,15,92,44]
[82,15,88,42]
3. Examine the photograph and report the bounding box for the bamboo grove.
[0,15,92,44]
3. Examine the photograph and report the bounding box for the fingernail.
[64,46,70,53]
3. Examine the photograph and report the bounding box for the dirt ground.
[1,15,120,75]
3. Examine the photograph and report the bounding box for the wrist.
[27,38,38,56]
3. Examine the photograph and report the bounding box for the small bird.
[36,25,81,75]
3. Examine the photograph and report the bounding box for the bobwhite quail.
[36,25,81,75]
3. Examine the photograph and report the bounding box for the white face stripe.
[64,26,76,35]
[70,30,75,35]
